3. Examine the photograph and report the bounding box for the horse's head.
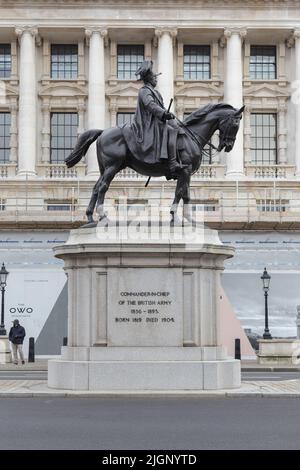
[217,105,245,153]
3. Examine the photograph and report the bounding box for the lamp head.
[0,263,9,287]
[261,267,271,292]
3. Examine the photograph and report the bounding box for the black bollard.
[63,336,68,346]
[28,337,35,363]
[235,338,241,360]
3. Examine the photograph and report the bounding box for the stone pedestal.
[258,339,300,365]
[48,223,241,391]
[0,337,12,364]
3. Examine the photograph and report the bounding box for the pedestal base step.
[48,358,241,391]
[0,337,12,364]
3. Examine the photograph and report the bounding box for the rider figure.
[122,60,185,179]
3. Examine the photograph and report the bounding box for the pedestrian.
[9,319,26,365]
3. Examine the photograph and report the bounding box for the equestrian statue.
[65,60,244,226]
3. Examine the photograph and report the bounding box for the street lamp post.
[0,263,9,336]
[261,267,272,340]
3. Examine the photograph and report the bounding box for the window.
[50,112,78,163]
[256,199,289,212]
[250,113,277,164]
[250,46,276,80]
[184,45,210,80]
[51,44,78,79]
[117,45,144,80]
[191,199,219,213]
[0,198,5,211]
[0,44,11,78]
[45,200,76,211]
[117,112,135,126]
[0,112,11,163]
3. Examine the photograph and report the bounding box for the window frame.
[0,111,11,163]
[183,45,211,81]
[117,112,135,126]
[117,44,145,80]
[0,44,11,79]
[50,44,78,80]
[250,112,278,165]
[249,45,277,80]
[50,112,78,164]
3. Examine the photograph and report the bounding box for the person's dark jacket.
[9,325,26,345]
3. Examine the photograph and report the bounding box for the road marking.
[243,375,282,379]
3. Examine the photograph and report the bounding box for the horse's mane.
[183,103,235,125]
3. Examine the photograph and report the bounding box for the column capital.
[85,27,108,46]
[154,27,177,47]
[15,25,41,45]
[287,29,300,48]
[220,27,247,47]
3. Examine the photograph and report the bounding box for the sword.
[145,98,174,188]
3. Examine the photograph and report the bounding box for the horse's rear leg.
[85,177,103,225]
[96,163,123,220]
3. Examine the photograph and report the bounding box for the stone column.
[155,28,176,112]
[293,30,300,176]
[85,28,107,177]
[15,27,39,178]
[223,28,246,178]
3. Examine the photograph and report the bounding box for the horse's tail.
[65,129,103,168]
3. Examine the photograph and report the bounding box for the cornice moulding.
[1,0,300,5]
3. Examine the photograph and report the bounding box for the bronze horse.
[66,103,244,226]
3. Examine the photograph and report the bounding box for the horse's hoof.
[81,220,97,228]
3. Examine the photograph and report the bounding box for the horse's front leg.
[181,171,194,223]
[170,168,191,225]
[85,177,103,226]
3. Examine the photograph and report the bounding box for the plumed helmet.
[135,60,155,81]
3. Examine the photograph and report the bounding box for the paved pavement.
[242,371,300,381]
[2,359,300,396]
[2,370,300,381]
[0,359,48,371]
[0,397,300,449]
[1,376,300,397]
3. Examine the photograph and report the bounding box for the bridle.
[177,111,237,160]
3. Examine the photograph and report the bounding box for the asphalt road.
[1,370,300,381]
[0,397,300,449]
